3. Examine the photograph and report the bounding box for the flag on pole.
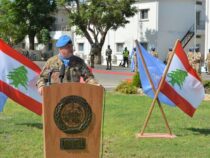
[160,41,205,117]
[0,39,42,115]
[136,44,176,106]
[137,41,204,117]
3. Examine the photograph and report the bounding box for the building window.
[116,43,124,52]
[78,43,84,51]
[140,9,149,20]
[196,1,202,5]
[196,35,201,38]
[140,42,148,50]
[196,11,201,26]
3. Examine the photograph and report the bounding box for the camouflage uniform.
[206,52,210,74]
[90,44,99,68]
[106,47,112,70]
[166,51,173,64]
[36,55,98,88]
[187,51,194,68]
[151,50,159,58]
[193,52,201,74]
[90,52,95,68]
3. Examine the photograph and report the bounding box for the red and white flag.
[161,41,205,117]
[0,39,42,115]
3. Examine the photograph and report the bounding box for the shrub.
[203,80,210,94]
[115,81,137,94]
[132,72,141,88]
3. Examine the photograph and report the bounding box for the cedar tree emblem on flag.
[7,66,28,90]
[167,69,188,89]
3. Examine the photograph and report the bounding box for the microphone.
[59,64,65,83]
[47,69,53,85]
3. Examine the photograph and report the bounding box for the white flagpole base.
[136,133,176,139]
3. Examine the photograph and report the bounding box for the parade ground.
[35,61,135,91]
[0,92,210,158]
[35,61,210,90]
[0,61,209,158]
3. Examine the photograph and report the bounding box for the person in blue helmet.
[37,35,100,95]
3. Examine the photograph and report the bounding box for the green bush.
[203,80,210,94]
[132,72,141,88]
[115,81,137,94]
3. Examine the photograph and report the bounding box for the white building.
[69,0,209,65]
[205,0,210,55]
[23,0,208,64]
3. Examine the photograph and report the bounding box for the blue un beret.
[56,35,72,48]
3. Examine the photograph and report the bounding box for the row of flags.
[0,39,205,117]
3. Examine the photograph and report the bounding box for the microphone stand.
[59,64,65,83]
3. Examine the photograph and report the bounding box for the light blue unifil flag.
[0,92,7,111]
[136,44,175,106]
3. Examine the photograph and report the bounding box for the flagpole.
[139,40,179,136]
[135,40,172,135]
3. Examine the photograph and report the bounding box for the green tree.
[37,28,51,44]
[58,0,137,64]
[0,0,56,49]
[0,0,26,46]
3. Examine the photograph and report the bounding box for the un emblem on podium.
[54,95,92,134]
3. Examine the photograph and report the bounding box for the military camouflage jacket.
[36,55,98,88]
[206,53,210,62]
[193,52,201,63]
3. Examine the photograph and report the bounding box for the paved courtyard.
[35,61,134,90]
[35,61,210,91]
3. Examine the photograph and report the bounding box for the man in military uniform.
[37,35,100,95]
[193,47,201,75]
[206,49,210,75]
[90,44,98,68]
[122,47,129,67]
[187,48,194,68]
[166,48,173,64]
[151,48,159,58]
[105,45,112,70]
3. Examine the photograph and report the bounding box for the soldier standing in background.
[36,35,100,95]
[151,48,159,58]
[187,48,194,68]
[206,49,210,75]
[122,47,129,67]
[193,47,201,75]
[105,45,112,70]
[166,48,173,64]
[90,44,98,68]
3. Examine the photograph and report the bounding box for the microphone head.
[59,64,65,78]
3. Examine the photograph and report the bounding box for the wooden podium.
[42,83,104,158]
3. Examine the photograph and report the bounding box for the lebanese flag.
[0,39,42,115]
[161,41,205,117]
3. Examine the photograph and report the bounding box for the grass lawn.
[0,92,210,158]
